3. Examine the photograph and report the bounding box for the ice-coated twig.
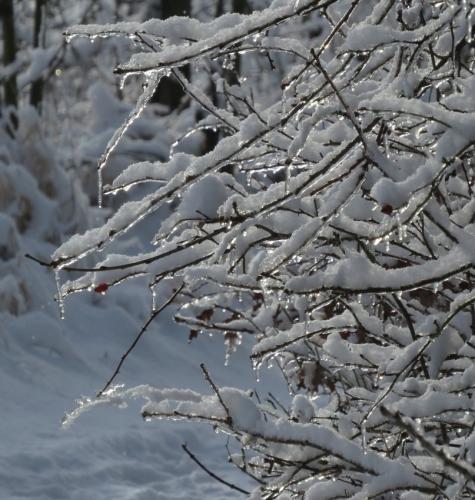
[97,284,184,398]
[181,443,250,495]
[96,70,163,207]
[380,406,475,484]
[200,363,233,426]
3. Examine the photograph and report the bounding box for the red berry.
[94,283,109,294]
[381,204,393,215]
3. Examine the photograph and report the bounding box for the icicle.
[54,267,65,320]
[396,213,404,241]
[252,358,263,383]
[96,70,163,207]
[97,169,104,208]
[151,285,157,312]
[361,422,368,454]
[260,278,270,305]
[285,163,292,194]
[246,173,253,189]
[282,85,293,115]
[224,346,231,366]
[119,74,128,91]
[465,2,475,44]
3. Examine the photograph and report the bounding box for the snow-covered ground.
[1,267,284,499]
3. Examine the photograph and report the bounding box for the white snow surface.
[0,263,283,499]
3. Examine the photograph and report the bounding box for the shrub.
[59,1,475,497]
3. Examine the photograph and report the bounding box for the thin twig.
[182,443,250,495]
[312,53,368,151]
[391,292,430,378]
[380,406,475,483]
[283,0,359,89]
[25,227,224,272]
[97,284,184,397]
[200,363,233,426]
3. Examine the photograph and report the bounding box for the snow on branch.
[56,0,475,497]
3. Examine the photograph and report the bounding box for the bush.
[59,1,475,497]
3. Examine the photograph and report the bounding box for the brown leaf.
[298,362,335,392]
[197,308,213,322]
[356,326,367,343]
[252,292,264,312]
[224,331,238,344]
[408,288,437,308]
[188,329,199,343]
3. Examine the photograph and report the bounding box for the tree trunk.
[232,0,251,15]
[204,0,251,153]
[1,0,18,133]
[30,0,47,113]
[150,0,190,109]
